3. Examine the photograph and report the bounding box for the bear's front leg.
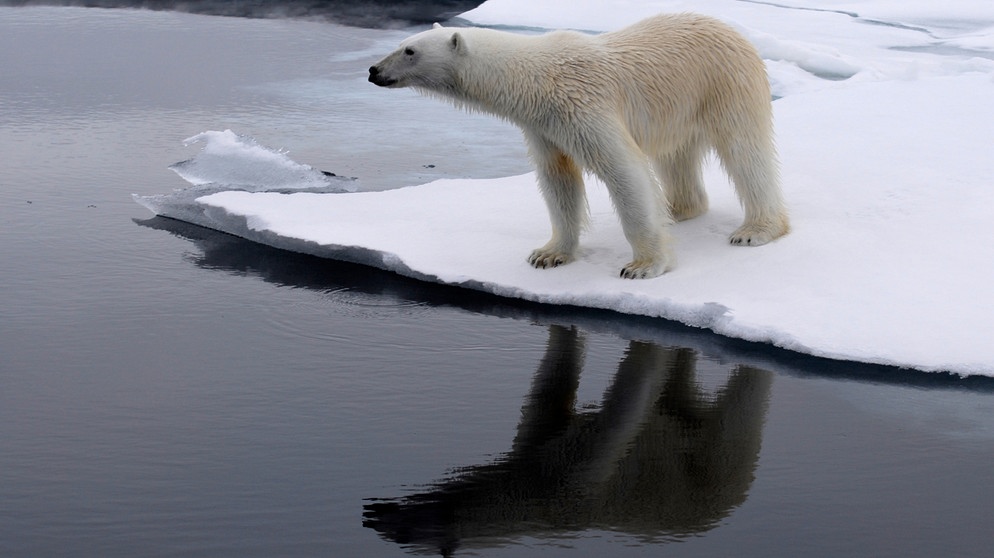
[614,194,676,279]
[589,137,676,279]
[525,136,588,270]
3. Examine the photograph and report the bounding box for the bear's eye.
[404,48,415,56]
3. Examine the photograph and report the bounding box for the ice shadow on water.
[363,324,773,555]
[135,215,994,392]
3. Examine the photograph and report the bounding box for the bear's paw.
[527,248,575,269]
[729,220,789,247]
[619,257,672,280]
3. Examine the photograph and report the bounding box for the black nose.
[368,65,395,87]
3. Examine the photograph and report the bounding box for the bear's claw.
[729,220,789,246]
[619,259,668,280]
[527,249,573,269]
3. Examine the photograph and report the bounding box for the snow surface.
[136,0,994,376]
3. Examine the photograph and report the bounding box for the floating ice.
[134,130,356,229]
[169,130,356,191]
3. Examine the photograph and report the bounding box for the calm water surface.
[2,7,994,557]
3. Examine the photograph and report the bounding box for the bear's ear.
[432,22,443,29]
[450,32,467,55]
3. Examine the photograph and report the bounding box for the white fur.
[369,14,790,279]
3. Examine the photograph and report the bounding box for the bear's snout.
[368,65,396,87]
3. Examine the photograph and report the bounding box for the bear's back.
[595,14,770,116]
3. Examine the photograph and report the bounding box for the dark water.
[3,6,994,557]
[0,0,486,27]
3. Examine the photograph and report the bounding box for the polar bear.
[369,14,789,279]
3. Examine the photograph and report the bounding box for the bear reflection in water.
[364,325,772,555]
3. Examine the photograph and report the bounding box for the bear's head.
[368,23,467,93]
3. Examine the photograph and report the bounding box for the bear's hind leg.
[654,141,708,222]
[716,134,790,246]
[526,135,588,269]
